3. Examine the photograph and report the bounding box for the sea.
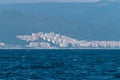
[0,49,120,80]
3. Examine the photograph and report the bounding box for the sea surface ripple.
[0,49,120,80]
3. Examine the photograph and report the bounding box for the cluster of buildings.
[0,42,5,46]
[0,42,5,48]
[16,32,120,49]
[76,41,120,48]
[17,32,81,48]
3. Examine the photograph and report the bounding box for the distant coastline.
[1,32,120,49]
[3,47,118,50]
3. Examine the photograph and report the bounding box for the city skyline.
[1,32,120,49]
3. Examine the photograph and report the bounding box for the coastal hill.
[0,3,120,45]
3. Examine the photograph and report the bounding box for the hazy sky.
[0,0,101,3]
[0,0,119,4]
[0,0,120,45]
[0,0,118,4]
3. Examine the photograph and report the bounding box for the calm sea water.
[0,49,120,80]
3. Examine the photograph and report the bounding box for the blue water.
[0,49,120,80]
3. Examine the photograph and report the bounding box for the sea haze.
[0,3,120,44]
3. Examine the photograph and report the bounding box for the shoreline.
[1,48,120,50]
